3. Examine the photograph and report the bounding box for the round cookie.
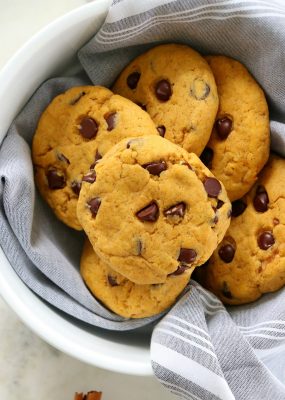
[81,239,194,318]
[201,154,285,305]
[201,55,270,201]
[113,44,219,156]
[77,135,231,284]
[32,86,158,230]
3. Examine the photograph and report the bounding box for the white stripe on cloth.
[238,320,285,331]
[156,328,218,359]
[106,0,175,22]
[105,0,285,25]
[152,343,235,400]
[159,321,215,348]
[167,315,211,338]
[158,380,203,400]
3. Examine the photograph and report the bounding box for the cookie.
[77,135,231,284]
[81,239,194,318]
[201,56,270,201]
[113,44,219,156]
[201,154,285,305]
[32,86,158,230]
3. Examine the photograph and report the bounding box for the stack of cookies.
[32,44,284,318]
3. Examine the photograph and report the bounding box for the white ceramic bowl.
[0,0,153,376]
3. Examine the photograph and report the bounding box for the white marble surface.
[0,1,175,398]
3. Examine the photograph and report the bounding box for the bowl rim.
[0,0,153,376]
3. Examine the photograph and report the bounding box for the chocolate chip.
[157,125,166,137]
[71,180,81,195]
[253,185,269,213]
[200,147,213,169]
[82,170,97,184]
[136,239,142,255]
[136,202,159,222]
[231,199,247,217]
[217,200,224,209]
[90,151,102,169]
[222,282,233,299]
[127,72,140,89]
[46,168,66,189]
[190,78,210,100]
[105,112,117,131]
[108,275,118,287]
[136,102,147,111]
[70,91,86,105]
[57,153,70,164]
[258,231,275,250]
[87,198,101,218]
[164,202,186,217]
[213,214,219,224]
[215,117,232,140]
[218,244,235,263]
[203,177,222,198]
[155,79,172,101]
[142,160,167,175]
[169,264,189,276]
[178,248,197,264]
[79,117,98,139]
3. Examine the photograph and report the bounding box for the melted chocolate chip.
[90,150,102,169]
[108,275,118,287]
[203,177,222,198]
[253,185,269,213]
[136,239,142,255]
[157,125,166,137]
[142,160,167,175]
[136,102,147,111]
[87,198,101,218]
[222,282,233,299]
[82,170,97,184]
[200,147,213,169]
[136,202,159,222]
[164,202,186,217]
[57,153,70,164]
[71,180,81,196]
[231,199,247,217]
[127,72,141,89]
[258,231,275,250]
[178,248,197,264]
[46,168,66,189]
[105,112,117,131]
[218,244,235,263]
[79,117,98,139]
[69,91,86,105]
[217,200,224,209]
[215,117,232,140]
[190,78,210,100]
[155,79,172,101]
[170,264,189,276]
[213,214,219,224]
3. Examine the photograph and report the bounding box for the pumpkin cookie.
[77,135,231,284]
[201,56,270,201]
[202,154,285,304]
[113,44,219,156]
[81,239,194,318]
[32,86,158,230]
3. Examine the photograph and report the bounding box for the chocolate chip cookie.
[81,239,194,318]
[32,86,158,230]
[201,154,285,305]
[77,135,231,284]
[201,56,270,201]
[113,44,219,156]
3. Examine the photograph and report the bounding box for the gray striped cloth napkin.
[1,0,285,398]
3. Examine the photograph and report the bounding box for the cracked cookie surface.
[113,44,219,156]
[77,135,231,284]
[201,55,270,201]
[32,86,158,230]
[81,239,194,318]
[201,155,285,304]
